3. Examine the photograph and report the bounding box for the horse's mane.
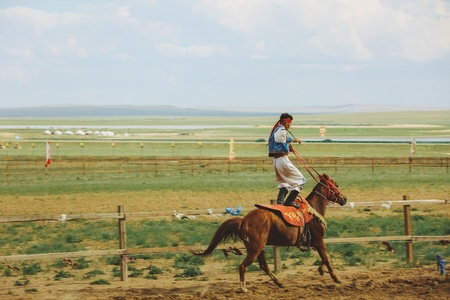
[307,204,327,228]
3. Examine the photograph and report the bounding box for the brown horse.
[191,173,347,293]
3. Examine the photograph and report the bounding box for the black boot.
[276,187,288,204]
[284,190,299,208]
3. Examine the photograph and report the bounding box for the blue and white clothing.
[268,125,292,156]
[437,254,446,275]
[268,124,306,192]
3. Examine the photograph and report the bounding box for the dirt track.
[1,266,448,300]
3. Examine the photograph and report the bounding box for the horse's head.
[317,173,347,206]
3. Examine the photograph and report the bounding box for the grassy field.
[1,110,449,159]
[1,141,449,159]
[1,110,450,139]
[0,110,449,290]
[0,110,448,208]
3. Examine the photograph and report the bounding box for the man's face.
[283,119,292,129]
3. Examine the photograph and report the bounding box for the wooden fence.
[1,156,449,182]
[0,199,448,280]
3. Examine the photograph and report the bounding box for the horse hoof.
[318,268,324,276]
[240,282,248,293]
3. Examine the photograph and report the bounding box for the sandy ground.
[0,265,448,300]
[1,189,449,300]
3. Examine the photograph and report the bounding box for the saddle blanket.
[255,198,313,227]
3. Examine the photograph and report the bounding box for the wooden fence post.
[118,205,128,281]
[446,156,448,174]
[403,195,413,264]
[270,199,282,272]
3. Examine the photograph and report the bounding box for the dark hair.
[279,113,293,121]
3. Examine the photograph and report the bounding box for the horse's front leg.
[314,242,341,283]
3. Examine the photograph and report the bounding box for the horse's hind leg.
[257,250,283,288]
[239,251,259,293]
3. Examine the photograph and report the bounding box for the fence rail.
[0,199,449,280]
[2,235,450,263]
[1,156,449,182]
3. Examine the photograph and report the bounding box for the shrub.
[105,256,120,266]
[65,233,83,243]
[22,263,42,275]
[173,253,204,269]
[14,279,29,286]
[90,279,110,285]
[54,270,73,281]
[73,258,91,269]
[128,266,143,278]
[175,266,203,278]
[147,265,163,274]
[111,267,120,277]
[50,259,68,268]
[83,269,105,279]
[3,268,13,277]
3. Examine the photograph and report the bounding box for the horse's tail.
[190,217,242,257]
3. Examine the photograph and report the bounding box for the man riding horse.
[268,113,306,207]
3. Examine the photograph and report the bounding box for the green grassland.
[1,110,450,139]
[0,110,449,285]
[1,110,449,159]
[2,141,449,159]
[0,110,449,196]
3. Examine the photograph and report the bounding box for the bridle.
[314,175,344,205]
[286,139,345,205]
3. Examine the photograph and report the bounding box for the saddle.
[255,197,313,227]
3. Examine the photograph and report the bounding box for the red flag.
[45,140,52,167]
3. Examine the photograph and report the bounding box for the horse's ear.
[322,173,329,180]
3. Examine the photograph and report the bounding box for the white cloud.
[308,26,373,61]
[47,37,87,57]
[113,53,131,60]
[250,41,268,60]
[3,47,32,58]
[155,43,229,57]
[0,66,27,81]
[196,0,267,32]
[195,0,450,62]
[117,6,131,20]
[0,6,90,33]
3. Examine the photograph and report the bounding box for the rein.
[291,147,320,183]
[286,129,320,182]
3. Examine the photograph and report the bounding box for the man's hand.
[292,138,302,144]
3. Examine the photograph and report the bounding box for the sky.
[1,0,450,110]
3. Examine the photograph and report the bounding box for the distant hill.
[0,104,444,118]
